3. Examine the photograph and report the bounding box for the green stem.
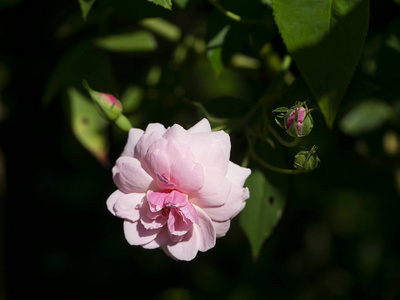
[251,147,304,175]
[207,0,265,24]
[246,130,305,175]
[269,127,301,147]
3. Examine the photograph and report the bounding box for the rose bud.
[294,145,320,172]
[284,103,314,138]
[83,80,122,121]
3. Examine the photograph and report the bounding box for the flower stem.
[251,148,305,175]
[269,127,301,147]
[207,0,266,24]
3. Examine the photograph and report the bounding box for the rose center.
[146,189,199,235]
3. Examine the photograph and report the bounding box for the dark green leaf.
[204,96,252,118]
[207,25,230,75]
[240,170,285,260]
[272,0,370,127]
[339,99,394,135]
[78,0,95,20]
[147,0,172,10]
[95,31,157,52]
[43,42,115,106]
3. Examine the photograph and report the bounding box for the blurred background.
[1,0,400,299]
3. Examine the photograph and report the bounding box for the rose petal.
[142,227,169,249]
[170,157,204,193]
[123,220,161,246]
[193,206,216,252]
[134,129,164,163]
[190,170,232,207]
[121,128,144,157]
[114,193,145,222]
[113,156,154,194]
[226,162,251,187]
[187,131,231,174]
[162,124,188,144]
[201,185,249,221]
[187,118,212,133]
[106,190,124,215]
[164,228,199,261]
[212,220,231,238]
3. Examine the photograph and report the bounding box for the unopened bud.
[274,101,314,138]
[294,145,320,172]
[83,80,122,121]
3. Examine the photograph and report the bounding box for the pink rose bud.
[274,101,314,138]
[284,105,313,137]
[107,118,251,261]
[294,145,320,172]
[83,80,122,121]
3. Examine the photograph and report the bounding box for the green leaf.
[95,31,157,52]
[78,0,95,20]
[173,0,189,9]
[339,99,394,136]
[207,25,230,76]
[140,18,181,42]
[147,0,172,10]
[240,170,285,260]
[68,87,109,165]
[120,86,143,114]
[272,0,370,128]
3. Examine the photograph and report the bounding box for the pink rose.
[107,118,251,261]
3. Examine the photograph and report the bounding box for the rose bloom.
[107,118,251,261]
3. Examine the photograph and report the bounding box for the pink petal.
[134,130,164,162]
[112,156,154,194]
[147,190,169,212]
[170,156,204,193]
[106,190,124,215]
[190,170,232,207]
[123,220,161,246]
[226,162,251,187]
[187,118,212,133]
[162,124,190,145]
[193,206,216,252]
[113,192,145,222]
[201,185,249,221]
[186,131,231,174]
[142,227,169,249]
[121,128,144,157]
[212,220,231,238]
[168,209,191,236]
[164,228,199,261]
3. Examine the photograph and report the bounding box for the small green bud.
[294,145,320,172]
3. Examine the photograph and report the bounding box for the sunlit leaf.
[147,0,172,10]
[140,18,181,41]
[95,31,157,52]
[68,87,108,165]
[339,99,394,136]
[78,0,95,20]
[240,170,285,260]
[272,0,370,127]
